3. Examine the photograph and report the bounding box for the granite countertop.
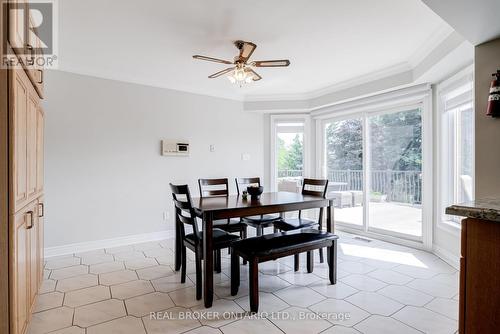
[445,197,500,222]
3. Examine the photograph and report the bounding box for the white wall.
[43,71,264,248]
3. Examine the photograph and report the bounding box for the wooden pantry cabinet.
[6,2,46,333]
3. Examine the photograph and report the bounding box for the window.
[270,115,310,192]
[439,70,474,224]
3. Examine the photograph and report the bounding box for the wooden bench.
[230,230,339,312]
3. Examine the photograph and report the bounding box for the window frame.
[436,66,474,231]
[270,114,311,192]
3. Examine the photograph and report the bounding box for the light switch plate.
[209,145,215,152]
[242,153,251,161]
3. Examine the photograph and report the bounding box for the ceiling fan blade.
[248,69,262,81]
[193,55,233,65]
[208,67,235,79]
[252,60,290,67]
[237,41,257,61]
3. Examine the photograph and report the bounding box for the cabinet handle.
[26,211,34,229]
[38,69,43,84]
[38,203,44,218]
[26,44,34,66]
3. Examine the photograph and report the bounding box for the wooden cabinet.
[8,0,44,98]
[8,0,27,60]
[12,69,28,211]
[459,218,500,333]
[36,107,44,194]
[26,14,44,98]
[10,202,36,334]
[11,69,43,214]
[8,2,45,333]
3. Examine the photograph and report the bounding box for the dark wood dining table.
[174,191,335,308]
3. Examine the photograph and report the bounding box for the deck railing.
[277,169,422,204]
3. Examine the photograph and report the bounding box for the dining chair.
[198,178,248,239]
[273,178,329,267]
[170,183,240,300]
[235,177,283,236]
[199,178,249,266]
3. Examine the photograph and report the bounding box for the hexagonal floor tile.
[273,286,325,308]
[50,265,89,280]
[125,292,175,317]
[80,253,115,265]
[136,265,174,280]
[90,261,125,274]
[74,299,126,327]
[152,273,194,293]
[27,307,74,333]
[124,257,158,270]
[56,274,98,292]
[64,285,111,307]
[168,286,205,308]
[39,279,57,294]
[345,291,404,316]
[308,280,358,299]
[99,269,138,286]
[87,316,146,334]
[33,291,64,313]
[45,256,81,270]
[111,279,154,299]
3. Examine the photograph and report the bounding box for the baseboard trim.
[45,230,175,258]
[433,245,460,270]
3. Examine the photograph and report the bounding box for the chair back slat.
[170,183,201,242]
[198,178,229,197]
[235,177,261,195]
[298,178,329,221]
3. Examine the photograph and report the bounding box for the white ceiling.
[422,0,500,46]
[57,0,451,100]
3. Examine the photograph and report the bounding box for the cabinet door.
[8,0,27,58]
[29,206,39,309]
[37,198,45,284]
[10,208,32,334]
[36,107,44,194]
[26,91,38,200]
[27,12,44,98]
[12,70,29,211]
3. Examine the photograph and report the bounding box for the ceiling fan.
[193,40,290,86]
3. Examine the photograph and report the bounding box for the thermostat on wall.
[162,140,190,157]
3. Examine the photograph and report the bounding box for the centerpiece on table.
[246,186,264,201]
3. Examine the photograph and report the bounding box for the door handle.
[26,211,34,229]
[38,203,44,218]
[38,69,43,84]
[26,44,34,65]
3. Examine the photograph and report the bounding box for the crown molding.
[244,24,455,105]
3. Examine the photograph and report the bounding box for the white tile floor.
[29,232,459,334]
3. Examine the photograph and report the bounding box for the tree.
[284,134,303,171]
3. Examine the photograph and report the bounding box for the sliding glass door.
[368,109,422,238]
[324,118,364,227]
[323,107,425,242]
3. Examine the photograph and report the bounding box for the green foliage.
[278,134,303,172]
[326,109,422,172]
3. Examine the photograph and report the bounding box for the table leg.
[175,217,181,271]
[203,212,214,308]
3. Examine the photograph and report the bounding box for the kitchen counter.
[445,197,500,222]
